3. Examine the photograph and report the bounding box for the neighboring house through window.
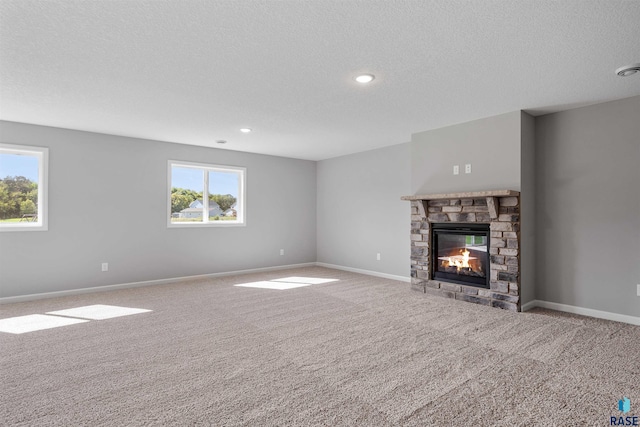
[168,160,245,227]
[0,143,48,231]
[178,199,223,219]
[223,202,237,218]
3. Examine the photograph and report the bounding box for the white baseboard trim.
[522,299,640,326]
[0,262,317,304]
[315,262,410,283]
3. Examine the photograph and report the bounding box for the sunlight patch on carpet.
[271,277,339,285]
[234,281,312,290]
[0,314,89,334]
[46,304,152,320]
[234,277,339,290]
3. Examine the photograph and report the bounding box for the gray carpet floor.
[1,266,638,426]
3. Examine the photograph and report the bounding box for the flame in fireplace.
[439,249,478,271]
[448,249,470,268]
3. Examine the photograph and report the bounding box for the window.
[168,160,245,227]
[0,143,48,231]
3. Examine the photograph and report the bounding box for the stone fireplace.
[401,190,521,311]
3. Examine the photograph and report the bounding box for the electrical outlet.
[637,284,640,296]
[465,164,472,174]
[453,165,459,175]
[376,253,381,261]
[101,262,108,272]
[280,249,284,256]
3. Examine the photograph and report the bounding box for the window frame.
[167,160,246,228]
[0,143,49,232]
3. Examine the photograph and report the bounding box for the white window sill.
[167,222,246,228]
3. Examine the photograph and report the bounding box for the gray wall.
[316,143,410,278]
[536,96,640,317]
[520,112,536,305]
[411,111,522,194]
[0,121,317,298]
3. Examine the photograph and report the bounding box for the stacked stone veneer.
[408,192,521,311]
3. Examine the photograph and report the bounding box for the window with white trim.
[168,160,245,227]
[0,143,48,231]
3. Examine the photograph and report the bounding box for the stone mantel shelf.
[401,189,519,201]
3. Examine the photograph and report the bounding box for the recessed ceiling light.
[216,140,227,144]
[355,74,375,84]
[615,63,640,77]
[240,128,252,133]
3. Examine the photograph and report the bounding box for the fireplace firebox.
[431,223,490,288]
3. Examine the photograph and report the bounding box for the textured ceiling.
[1,1,639,160]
